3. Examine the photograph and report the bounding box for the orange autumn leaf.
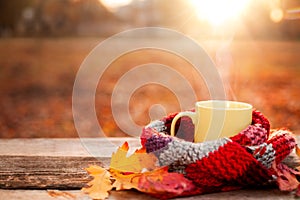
[296,145,300,158]
[82,165,113,200]
[110,169,141,190]
[110,167,174,192]
[110,142,157,173]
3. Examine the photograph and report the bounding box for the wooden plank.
[0,155,101,189]
[0,138,140,189]
[0,137,299,192]
[0,138,141,157]
[0,188,295,200]
[0,189,156,200]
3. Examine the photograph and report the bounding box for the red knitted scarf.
[140,110,298,199]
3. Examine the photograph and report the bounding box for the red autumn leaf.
[273,163,299,192]
[296,184,300,197]
[138,167,196,199]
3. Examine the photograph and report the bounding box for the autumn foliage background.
[0,0,299,138]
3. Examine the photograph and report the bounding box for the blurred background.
[0,0,299,138]
[0,0,300,38]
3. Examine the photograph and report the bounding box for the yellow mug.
[170,100,253,142]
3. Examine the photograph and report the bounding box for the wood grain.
[0,155,102,189]
[0,138,140,189]
[0,188,295,200]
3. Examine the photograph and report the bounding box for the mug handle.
[170,111,197,137]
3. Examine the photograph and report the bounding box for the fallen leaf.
[138,167,196,199]
[296,184,300,197]
[110,142,157,173]
[47,190,76,199]
[110,169,140,190]
[273,163,299,191]
[83,165,195,199]
[82,165,113,200]
[110,166,196,199]
[296,145,300,158]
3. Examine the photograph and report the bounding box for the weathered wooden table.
[0,138,296,199]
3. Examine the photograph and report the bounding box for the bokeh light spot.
[270,8,284,23]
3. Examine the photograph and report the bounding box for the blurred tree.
[281,0,300,39]
[0,0,298,38]
[154,0,194,27]
[37,0,119,36]
[0,0,35,35]
[0,0,118,37]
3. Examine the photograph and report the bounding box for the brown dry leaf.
[47,190,76,199]
[110,142,157,173]
[110,169,141,190]
[82,165,113,200]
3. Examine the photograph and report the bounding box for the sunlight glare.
[189,0,250,26]
[100,0,132,11]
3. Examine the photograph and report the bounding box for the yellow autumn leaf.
[82,165,113,200]
[110,142,158,173]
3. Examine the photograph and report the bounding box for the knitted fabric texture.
[140,110,297,199]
